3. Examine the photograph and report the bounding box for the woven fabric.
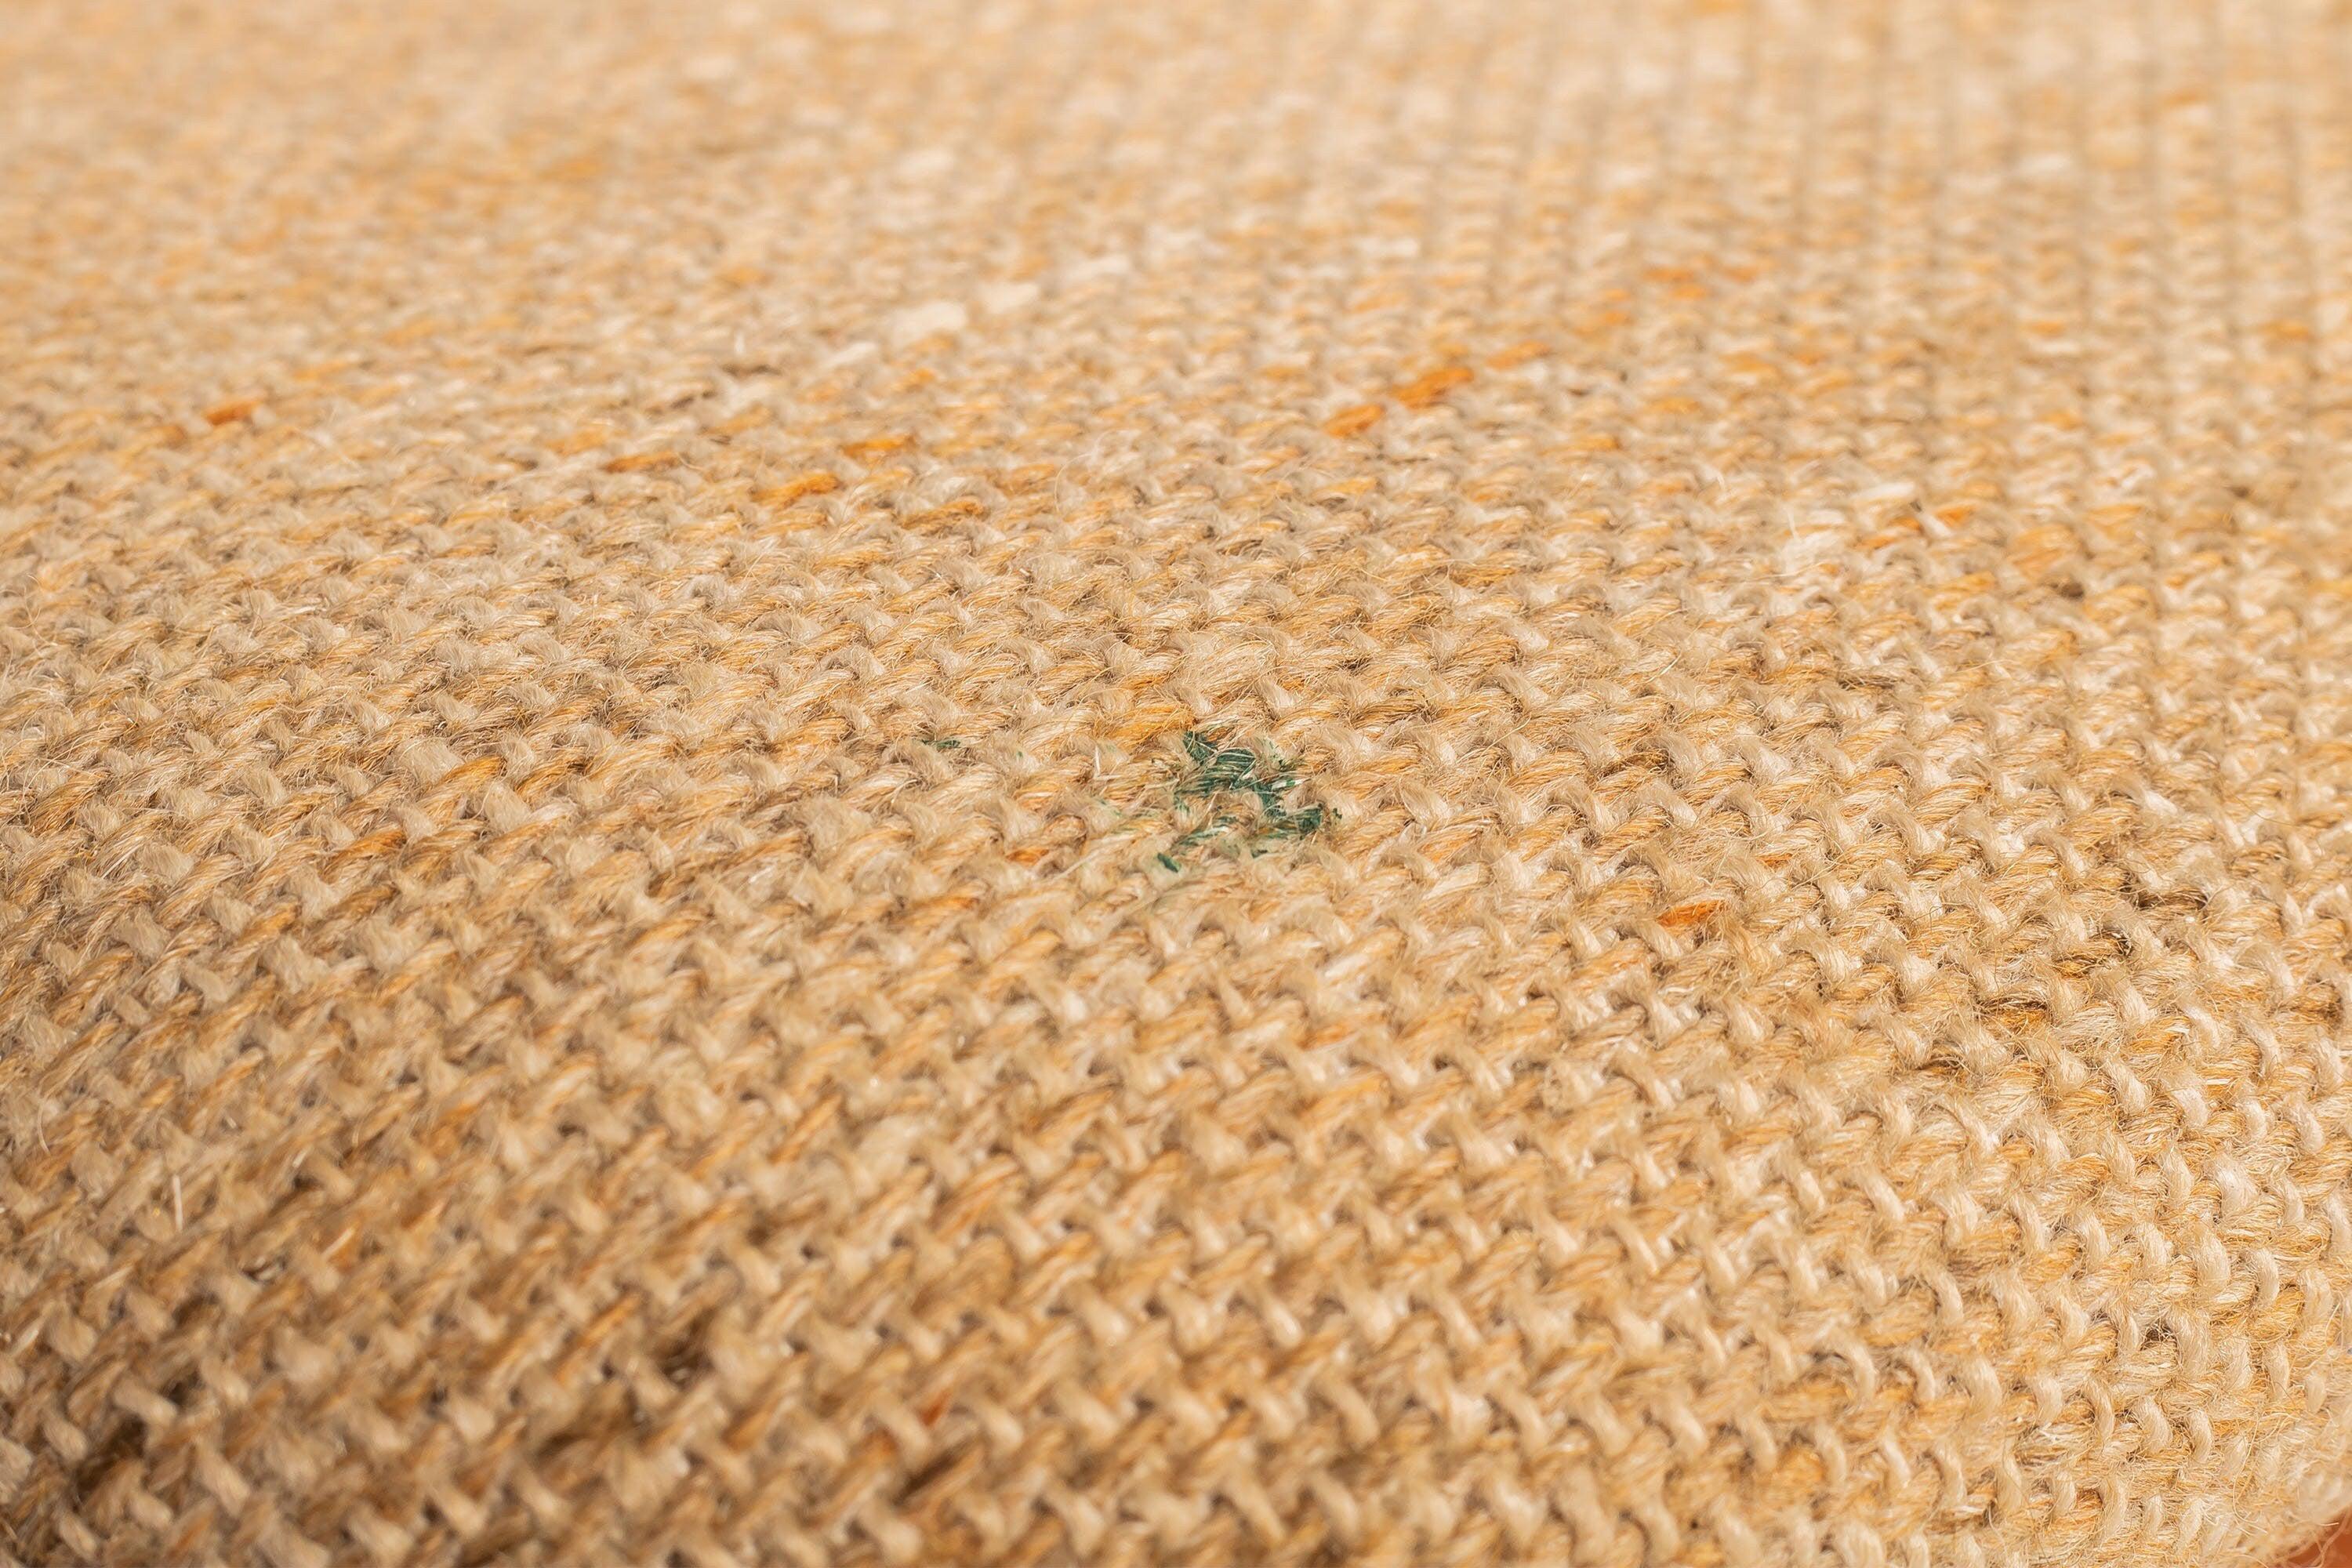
[7,1,2352,1565]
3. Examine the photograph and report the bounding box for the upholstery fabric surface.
[5,2,2352,1566]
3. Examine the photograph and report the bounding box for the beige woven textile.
[7,1,2352,1565]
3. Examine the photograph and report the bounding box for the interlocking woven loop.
[6,1,2352,1565]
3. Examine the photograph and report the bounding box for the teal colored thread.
[1157,731,1335,870]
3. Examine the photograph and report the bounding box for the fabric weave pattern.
[5,2,2352,1566]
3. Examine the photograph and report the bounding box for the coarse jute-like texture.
[5,1,2352,1565]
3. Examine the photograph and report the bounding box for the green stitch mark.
[921,735,964,750]
[1157,731,1334,870]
